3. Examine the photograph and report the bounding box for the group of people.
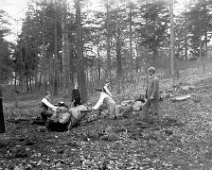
[39,83,86,131]
[39,66,161,131]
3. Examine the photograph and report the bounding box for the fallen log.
[180,85,195,91]
[7,118,32,124]
[195,84,212,90]
[79,115,100,125]
[170,94,191,102]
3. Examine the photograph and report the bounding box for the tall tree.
[108,0,128,93]
[61,0,69,96]
[0,86,5,133]
[185,0,212,59]
[170,0,175,77]
[138,0,170,67]
[13,0,65,92]
[126,0,139,72]
[75,0,88,102]
[0,9,12,83]
[106,0,112,81]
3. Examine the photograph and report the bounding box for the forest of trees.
[1,0,212,101]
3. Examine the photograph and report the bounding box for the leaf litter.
[2,77,212,169]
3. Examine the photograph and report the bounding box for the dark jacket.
[71,89,81,106]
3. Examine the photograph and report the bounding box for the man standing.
[142,67,160,124]
[0,85,5,133]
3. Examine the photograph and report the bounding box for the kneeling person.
[92,87,116,119]
[40,91,57,123]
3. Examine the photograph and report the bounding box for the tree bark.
[106,0,111,81]
[0,86,5,133]
[62,0,70,96]
[129,0,133,71]
[75,0,87,102]
[170,0,175,77]
[116,31,122,94]
[54,1,58,95]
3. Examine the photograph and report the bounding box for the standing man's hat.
[147,67,156,73]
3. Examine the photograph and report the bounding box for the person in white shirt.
[40,91,57,123]
[92,86,116,119]
[103,81,113,97]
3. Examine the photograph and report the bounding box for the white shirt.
[103,84,113,97]
[41,98,57,112]
[93,92,115,110]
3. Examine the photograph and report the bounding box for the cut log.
[180,85,195,91]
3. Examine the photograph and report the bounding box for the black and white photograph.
[0,0,212,169]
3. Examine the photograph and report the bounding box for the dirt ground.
[1,79,212,170]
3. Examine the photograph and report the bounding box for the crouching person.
[92,88,117,119]
[40,91,57,124]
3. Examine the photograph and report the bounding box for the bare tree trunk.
[19,70,22,92]
[14,71,17,91]
[42,13,48,92]
[38,72,42,90]
[26,74,29,92]
[129,0,133,72]
[75,0,87,102]
[97,47,101,82]
[185,35,188,64]
[153,50,157,67]
[205,32,208,59]
[116,32,122,94]
[49,55,54,92]
[62,0,70,97]
[106,0,111,82]
[170,0,175,77]
[69,43,74,88]
[54,1,58,95]
[34,66,38,90]
[135,37,140,72]
[0,87,5,133]
[184,0,188,65]
[200,37,205,72]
